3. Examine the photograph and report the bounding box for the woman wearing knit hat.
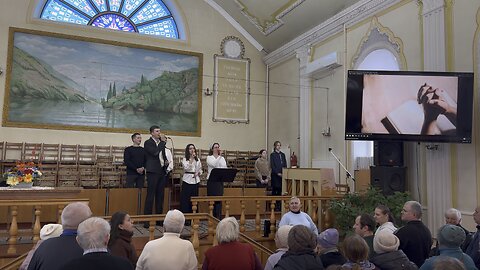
[317,228,346,268]
[420,224,477,270]
[273,225,324,270]
[20,224,63,270]
[341,234,379,270]
[370,230,417,270]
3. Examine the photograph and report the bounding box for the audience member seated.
[341,234,379,270]
[273,225,324,270]
[20,224,63,270]
[466,206,480,269]
[28,202,92,270]
[395,201,432,268]
[108,211,137,268]
[353,213,376,259]
[265,225,292,270]
[420,224,477,270]
[203,217,262,270]
[316,228,346,268]
[431,208,472,256]
[279,196,318,234]
[60,217,132,270]
[370,230,418,270]
[137,209,197,270]
[433,256,466,270]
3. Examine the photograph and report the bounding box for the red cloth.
[202,241,262,270]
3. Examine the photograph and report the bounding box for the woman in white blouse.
[206,142,227,218]
[180,144,202,214]
[373,205,397,236]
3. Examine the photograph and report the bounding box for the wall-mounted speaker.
[370,166,406,196]
[374,141,404,167]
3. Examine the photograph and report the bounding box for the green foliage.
[329,187,410,236]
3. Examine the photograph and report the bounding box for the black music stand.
[209,168,238,184]
[208,168,237,219]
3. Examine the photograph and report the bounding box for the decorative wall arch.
[351,17,407,70]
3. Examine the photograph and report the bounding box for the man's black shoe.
[143,222,150,229]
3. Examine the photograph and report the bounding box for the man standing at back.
[465,206,480,268]
[28,202,92,270]
[124,133,146,189]
[270,141,287,211]
[143,125,167,226]
[395,200,432,268]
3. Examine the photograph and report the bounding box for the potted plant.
[328,187,410,236]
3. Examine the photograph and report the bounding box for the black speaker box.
[374,141,404,167]
[370,166,406,196]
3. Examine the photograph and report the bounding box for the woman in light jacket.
[254,149,271,188]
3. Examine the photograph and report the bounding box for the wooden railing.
[0,253,27,270]
[0,198,89,255]
[190,195,342,238]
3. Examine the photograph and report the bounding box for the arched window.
[39,0,180,39]
[350,17,405,171]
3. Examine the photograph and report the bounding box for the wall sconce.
[204,87,213,96]
[0,67,3,76]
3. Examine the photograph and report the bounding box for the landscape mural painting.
[2,28,203,136]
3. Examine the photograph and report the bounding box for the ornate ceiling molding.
[264,0,403,66]
[234,0,306,36]
[351,17,407,70]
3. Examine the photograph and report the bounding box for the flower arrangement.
[3,161,43,186]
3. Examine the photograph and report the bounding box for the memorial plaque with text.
[213,55,250,123]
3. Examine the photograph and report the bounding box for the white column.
[296,46,312,168]
[421,0,451,237]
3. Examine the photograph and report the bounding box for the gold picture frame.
[2,27,203,136]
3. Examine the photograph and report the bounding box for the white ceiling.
[211,0,361,53]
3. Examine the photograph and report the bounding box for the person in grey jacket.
[370,230,418,270]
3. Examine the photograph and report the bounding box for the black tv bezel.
[345,70,474,144]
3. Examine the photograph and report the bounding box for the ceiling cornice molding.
[235,0,306,36]
[263,0,403,66]
[204,0,264,52]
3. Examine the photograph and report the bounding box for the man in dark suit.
[270,140,287,211]
[143,125,168,225]
[60,217,132,270]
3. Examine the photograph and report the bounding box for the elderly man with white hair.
[28,202,92,270]
[202,217,262,270]
[136,209,197,270]
[60,217,132,270]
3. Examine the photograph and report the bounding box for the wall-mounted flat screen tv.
[345,70,474,143]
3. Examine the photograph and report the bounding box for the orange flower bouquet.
[3,161,42,187]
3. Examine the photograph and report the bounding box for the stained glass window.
[40,0,179,39]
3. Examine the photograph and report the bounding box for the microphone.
[328,147,332,152]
